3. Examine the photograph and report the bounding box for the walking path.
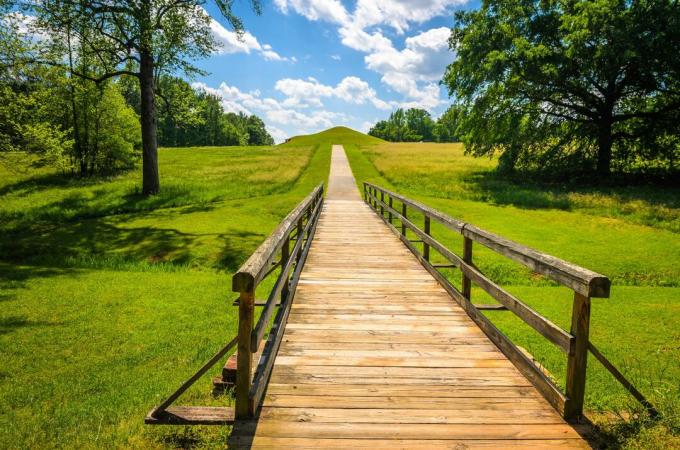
[229,145,587,449]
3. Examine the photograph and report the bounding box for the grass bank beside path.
[0,142,331,448]
[345,142,680,450]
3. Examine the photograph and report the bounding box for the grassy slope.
[0,142,332,448]
[345,142,679,448]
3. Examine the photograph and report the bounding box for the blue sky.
[193,0,478,142]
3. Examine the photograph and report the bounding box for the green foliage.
[369,108,435,142]
[369,107,462,143]
[154,76,273,147]
[32,0,265,194]
[443,0,680,177]
[433,104,462,143]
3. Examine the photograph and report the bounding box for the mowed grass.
[346,142,680,448]
[0,142,331,448]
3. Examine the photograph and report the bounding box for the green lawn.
[0,141,332,448]
[345,141,680,449]
[1,128,678,448]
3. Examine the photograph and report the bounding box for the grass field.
[0,140,332,448]
[1,128,678,448]
[345,141,680,449]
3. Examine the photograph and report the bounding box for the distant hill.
[280,126,384,147]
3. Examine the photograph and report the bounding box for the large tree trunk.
[139,49,160,195]
[596,118,613,177]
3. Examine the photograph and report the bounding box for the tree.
[35,0,262,194]
[434,105,461,143]
[405,108,434,141]
[443,0,680,177]
[368,108,435,142]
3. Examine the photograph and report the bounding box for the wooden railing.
[146,184,324,425]
[364,182,656,421]
[232,184,324,419]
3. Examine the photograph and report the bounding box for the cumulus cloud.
[275,76,392,110]
[209,17,294,62]
[274,0,350,24]
[273,0,459,110]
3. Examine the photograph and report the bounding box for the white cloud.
[274,0,350,24]
[272,1,457,110]
[331,54,341,61]
[353,0,465,34]
[209,16,294,62]
[275,76,393,110]
[267,125,289,143]
[364,27,451,108]
[360,120,376,133]
[192,81,352,141]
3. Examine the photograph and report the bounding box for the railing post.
[296,217,303,255]
[281,236,290,302]
[423,216,431,261]
[235,287,255,419]
[388,197,393,223]
[462,237,472,301]
[564,292,591,421]
[380,191,385,216]
[401,203,407,236]
[363,183,367,202]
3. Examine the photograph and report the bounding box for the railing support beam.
[564,292,591,421]
[462,237,473,301]
[423,216,431,261]
[235,289,255,419]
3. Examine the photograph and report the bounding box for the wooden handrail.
[232,184,324,292]
[363,182,622,422]
[232,184,324,419]
[251,196,324,351]
[364,183,610,298]
[368,189,573,352]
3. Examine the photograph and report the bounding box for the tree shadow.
[217,230,265,272]
[0,263,79,301]
[0,180,217,227]
[0,315,60,335]
[462,170,680,213]
[0,171,114,197]
[0,214,262,274]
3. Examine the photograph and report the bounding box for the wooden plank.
[232,421,584,440]
[258,407,563,424]
[229,436,590,449]
[262,395,553,410]
[145,406,234,425]
[264,383,542,398]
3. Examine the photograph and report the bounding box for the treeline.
[121,76,273,148]
[368,107,460,143]
[0,10,272,179]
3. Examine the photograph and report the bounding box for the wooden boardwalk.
[229,145,588,449]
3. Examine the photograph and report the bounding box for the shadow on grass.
[462,170,680,212]
[0,182,220,227]
[0,263,79,297]
[0,171,106,197]
[0,213,263,274]
[0,316,59,335]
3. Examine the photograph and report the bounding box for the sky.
[194,0,479,143]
